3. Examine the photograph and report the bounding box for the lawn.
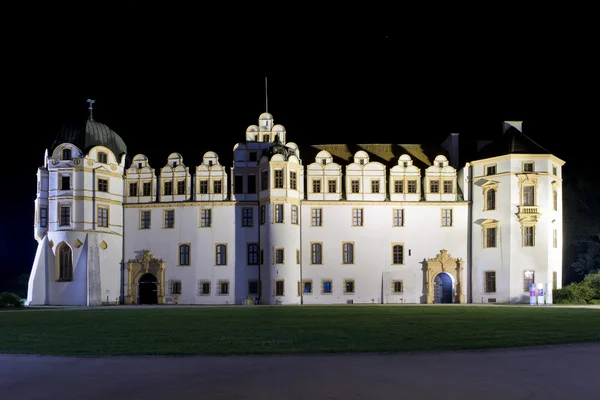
[1,305,599,356]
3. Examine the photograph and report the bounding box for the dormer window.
[138,162,143,169]
[262,135,269,142]
[98,152,107,163]
[209,160,213,166]
[359,159,364,165]
[62,149,72,160]
[172,162,177,168]
[322,159,326,165]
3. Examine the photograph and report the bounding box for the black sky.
[1,3,596,291]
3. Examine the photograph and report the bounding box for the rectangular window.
[392,280,403,293]
[290,171,297,190]
[352,208,363,226]
[553,271,558,290]
[311,208,322,226]
[275,248,284,264]
[171,280,182,295]
[260,205,266,224]
[143,182,151,196]
[40,207,48,228]
[247,243,258,265]
[552,165,558,176]
[242,208,253,227]
[344,280,355,294]
[486,165,497,175]
[140,210,150,229]
[260,249,264,265]
[441,209,452,226]
[274,170,283,188]
[312,179,321,193]
[247,175,256,194]
[261,170,269,190]
[443,180,453,193]
[248,280,259,295]
[392,244,404,264]
[98,207,108,227]
[328,179,336,193]
[429,180,439,193]
[97,178,108,193]
[524,226,535,247]
[311,243,322,264]
[485,271,496,293]
[98,152,108,163]
[218,280,229,295]
[407,180,417,193]
[213,180,222,194]
[553,229,558,248]
[177,180,185,195]
[485,227,496,248]
[393,209,404,227]
[216,244,227,265]
[524,270,535,292]
[262,134,269,142]
[275,204,284,223]
[200,209,211,227]
[164,210,174,228]
[343,242,354,264]
[58,205,69,227]
[291,205,298,225]
[275,280,284,296]
[523,162,534,173]
[199,180,208,194]
[371,179,380,193]
[322,280,332,294]
[129,182,138,196]
[296,249,300,264]
[302,280,312,294]
[523,186,535,206]
[351,179,360,193]
[394,180,403,193]
[234,175,244,194]
[61,175,70,190]
[199,280,210,295]
[179,244,190,266]
[553,189,558,211]
[163,181,172,195]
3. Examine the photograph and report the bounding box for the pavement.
[2,343,600,400]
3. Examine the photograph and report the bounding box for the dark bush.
[0,292,24,308]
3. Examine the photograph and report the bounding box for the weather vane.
[87,99,96,120]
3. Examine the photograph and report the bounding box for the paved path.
[2,343,599,400]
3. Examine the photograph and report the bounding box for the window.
[98,152,107,163]
[343,242,354,264]
[177,180,185,195]
[311,208,322,226]
[302,280,312,294]
[275,280,284,296]
[296,249,300,264]
[199,180,208,194]
[552,271,557,290]
[261,170,269,190]
[371,179,380,193]
[443,180,453,193]
[322,280,332,294]
[143,182,151,196]
[60,205,71,226]
[429,180,439,193]
[523,226,535,247]
[523,186,534,206]
[393,209,404,227]
[129,182,138,196]
[552,165,558,176]
[523,162,534,173]
[97,178,108,193]
[213,180,222,194]
[311,243,322,264]
[441,209,452,226]
[248,280,259,295]
[247,243,259,265]
[352,208,363,226]
[291,205,298,224]
[249,152,257,162]
[218,280,229,295]
[392,280,403,293]
[407,180,417,193]
[392,244,404,264]
[275,248,284,264]
[179,244,190,266]
[57,243,73,281]
[553,229,558,248]
[40,207,48,228]
[290,171,297,190]
[275,204,284,223]
[328,179,336,193]
[234,175,243,194]
[162,210,174,229]
[140,210,151,229]
[262,134,269,142]
[484,271,496,293]
[247,175,256,194]
[61,175,70,190]
[312,179,321,193]
[351,179,360,193]
[274,170,283,188]
[344,280,355,294]
[199,280,210,295]
[216,244,227,265]
[242,208,253,227]
[553,189,558,211]
[163,181,172,195]
[524,270,535,292]
[394,180,403,193]
[260,249,264,265]
[200,209,211,227]
[171,280,182,295]
[486,165,496,175]
[260,205,266,224]
[62,148,72,160]
[98,207,108,227]
[485,227,497,248]
[486,189,496,210]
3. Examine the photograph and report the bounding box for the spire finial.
[87,99,96,120]
[265,77,268,113]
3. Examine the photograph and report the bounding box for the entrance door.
[433,273,453,304]
[138,273,158,305]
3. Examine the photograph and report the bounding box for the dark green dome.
[51,118,127,159]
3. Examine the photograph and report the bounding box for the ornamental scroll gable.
[127,249,164,264]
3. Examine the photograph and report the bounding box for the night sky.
[1,3,595,294]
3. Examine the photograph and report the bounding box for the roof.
[51,118,127,159]
[476,126,550,160]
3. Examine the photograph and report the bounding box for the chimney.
[503,121,523,133]
[441,132,460,168]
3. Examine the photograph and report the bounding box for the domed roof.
[51,118,127,159]
[259,112,273,120]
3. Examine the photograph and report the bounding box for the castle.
[26,105,565,306]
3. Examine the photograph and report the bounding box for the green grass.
[1,305,600,356]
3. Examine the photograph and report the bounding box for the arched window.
[486,189,496,210]
[58,243,73,281]
[62,148,72,160]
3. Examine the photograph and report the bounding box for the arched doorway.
[138,273,158,305]
[434,272,454,304]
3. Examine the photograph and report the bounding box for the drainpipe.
[299,199,303,305]
[467,162,473,303]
